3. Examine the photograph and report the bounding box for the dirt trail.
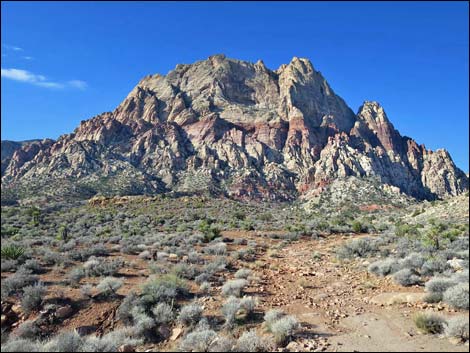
[246,233,468,352]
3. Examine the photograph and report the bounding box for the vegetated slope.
[1,194,468,351]
[1,55,468,203]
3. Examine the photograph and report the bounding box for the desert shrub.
[204,242,227,256]
[199,220,221,243]
[352,221,364,233]
[234,238,247,245]
[42,330,85,352]
[209,335,234,352]
[443,283,469,310]
[1,259,18,272]
[195,272,211,285]
[14,320,40,339]
[172,263,200,280]
[425,277,457,294]
[118,292,141,325]
[178,328,217,352]
[1,244,25,260]
[221,296,241,328]
[81,328,141,352]
[336,238,378,259]
[264,309,285,331]
[368,259,401,277]
[1,268,39,299]
[67,267,85,287]
[200,282,211,295]
[178,303,203,327]
[138,250,151,259]
[152,302,175,325]
[42,250,64,266]
[1,337,41,352]
[234,330,272,352]
[445,316,469,342]
[270,315,299,345]
[140,274,188,307]
[234,269,252,279]
[221,279,248,297]
[392,269,420,286]
[400,253,425,270]
[80,284,94,299]
[96,277,123,298]
[21,284,46,315]
[414,313,445,334]
[423,292,443,303]
[421,257,450,276]
[21,259,43,274]
[84,257,124,277]
[240,297,257,317]
[131,306,156,338]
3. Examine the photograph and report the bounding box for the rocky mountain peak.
[1,55,468,202]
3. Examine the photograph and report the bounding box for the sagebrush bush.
[1,337,41,352]
[1,259,18,272]
[234,330,272,352]
[414,313,445,334]
[222,296,241,328]
[264,309,285,331]
[131,306,156,338]
[221,279,248,297]
[270,315,299,345]
[14,320,40,340]
[21,284,46,315]
[67,267,85,287]
[425,277,457,294]
[140,274,188,307]
[118,292,142,325]
[200,281,211,295]
[443,282,469,310]
[84,257,124,277]
[336,238,378,259]
[368,259,401,277]
[209,335,234,352]
[445,316,469,342]
[81,328,142,352]
[177,303,203,327]
[42,330,85,352]
[234,269,252,279]
[392,269,420,286]
[152,302,175,325]
[1,268,38,300]
[178,329,217,352]
[96,277,123,298]
[21,259,43,274]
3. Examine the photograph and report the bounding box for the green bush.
[1,244,25,260]
[414,313,445,334]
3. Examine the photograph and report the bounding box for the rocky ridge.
[1,55,468,201]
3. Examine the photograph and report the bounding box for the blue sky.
[1,1,469,171]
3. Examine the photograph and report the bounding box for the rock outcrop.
[1,55,468,201]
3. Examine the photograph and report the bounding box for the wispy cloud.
[22,56,34,60]
[3,44,23,51]
[1,68,87,90]
[68,80,88,90]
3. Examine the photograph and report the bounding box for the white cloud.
[68,80,87,90]
[22,56,34,60]
[1,67,87,90]
[3,44,23,51]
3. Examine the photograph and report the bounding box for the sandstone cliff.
[1,55,468,201]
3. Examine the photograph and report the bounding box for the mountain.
[1,55,468,202]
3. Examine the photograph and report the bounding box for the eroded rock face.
[1,55,468,200]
